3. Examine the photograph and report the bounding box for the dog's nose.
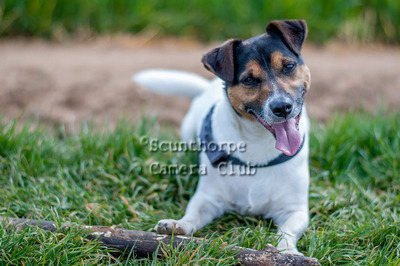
[270,101,293,118]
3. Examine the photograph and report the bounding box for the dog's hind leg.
[180,110,197,142]
[155,192,224,235]
[275,211,309,255]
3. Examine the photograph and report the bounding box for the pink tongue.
[271,118,303,156]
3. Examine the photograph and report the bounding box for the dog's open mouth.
[248,110,303,156]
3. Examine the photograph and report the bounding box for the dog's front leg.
[155,191,224,235]
[275,211,309,255]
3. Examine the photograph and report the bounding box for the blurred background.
[0,0,399,129]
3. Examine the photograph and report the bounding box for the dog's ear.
[266,20,307,55]
[201,39,242,85]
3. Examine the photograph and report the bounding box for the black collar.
[200,105,305,168]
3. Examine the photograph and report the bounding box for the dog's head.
[202,20,311,156]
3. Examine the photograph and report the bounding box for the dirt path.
[1,36,399,132]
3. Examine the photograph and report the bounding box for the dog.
[133,19,311,255]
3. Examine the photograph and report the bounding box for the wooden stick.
[0,216,320,266]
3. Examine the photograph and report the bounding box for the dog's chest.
[227,181,271,216]
[225,171,285,216]
[203,163,296,216]
[198,141,310,217]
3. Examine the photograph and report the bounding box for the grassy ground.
[0,0,399,43]
[0,110,399,265]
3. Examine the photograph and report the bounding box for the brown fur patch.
[275,64,311,95]
[297,65,311,91]
[227,85,258,120]
[227,59,273,120]
[271,53,311,95]
[241,60,263,79]
[270,52,283,71]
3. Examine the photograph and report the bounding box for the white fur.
[132,69,209,98]
[132,70,310,255]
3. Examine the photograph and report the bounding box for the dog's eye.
[283,62,296,73]
[241,76,258,85]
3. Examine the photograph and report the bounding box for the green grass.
[0,110,399,265]
[0,0,399,43]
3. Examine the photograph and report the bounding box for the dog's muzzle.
[247,109,303,156]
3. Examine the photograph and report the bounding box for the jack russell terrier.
[133,19,311,255]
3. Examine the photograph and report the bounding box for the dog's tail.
[132,69,210,98]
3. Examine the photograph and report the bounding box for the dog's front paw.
[277,240,304,256]
[279,248,304,256]
[155,219,192,235]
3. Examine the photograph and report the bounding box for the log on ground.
[0,216,320,266]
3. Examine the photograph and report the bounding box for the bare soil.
[1,36,399,132]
